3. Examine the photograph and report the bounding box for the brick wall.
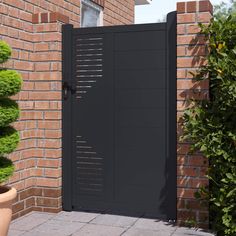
[0,0,135,219]
[176,0,212,228]
[92,0,135,24]
[104,0,135,25]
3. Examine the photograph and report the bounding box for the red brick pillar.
[28,12,69,214]
[176,0,213,228]
[10,13,69,218]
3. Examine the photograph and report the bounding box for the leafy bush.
[0,70,22,97]
[181,16,236,236]
[0,127,20,155]
[0,98,19,127]
[0,41,22,184]
[214,0,236,20]
[0,157,14,184]
[0,41,11,64]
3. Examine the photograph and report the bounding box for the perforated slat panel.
[75,36,104,100]
[76,136,104,196]
[74,35,105,197]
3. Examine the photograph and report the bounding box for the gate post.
[176,0,213,228]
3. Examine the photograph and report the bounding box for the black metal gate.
[62,12,177,220]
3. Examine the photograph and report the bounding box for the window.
[81,0,103,27]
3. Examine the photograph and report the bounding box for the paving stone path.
[9,211,215,236]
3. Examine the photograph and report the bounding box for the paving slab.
[53,211,100,223]
[10,212,54,231]
[122,228,172,236]
[8,229,25,236]
[133,218,176,232]
[72,224,126,236]
[22,230,66,236]
[90,214,138,228]
[27,219,85,235]
[174,227,215,236]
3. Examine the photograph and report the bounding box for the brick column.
[176,1,213,228]
[28,13,69,214]
[9,12,69,219]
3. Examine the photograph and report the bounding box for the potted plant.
[0,40,22,236]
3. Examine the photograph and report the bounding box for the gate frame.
[62,24,74,211]
[62,12,177,219]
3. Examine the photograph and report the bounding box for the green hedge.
[0,70,22,97]
[0,98,19,127]
[0,41,11,64]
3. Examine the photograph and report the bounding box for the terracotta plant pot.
[0,186,17,236]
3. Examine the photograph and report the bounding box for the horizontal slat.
[77,173,103,178]
[76,151,98,156]
[73,23,166,35]
[76,65,103,71]
[77,177,103,183]
[115,31,166,51]
[74,36,103,41]
[76,86,92,90]
[76,75,102,79]
[76,41,103,47]
[77,156,103,160]
[78,187,103,192]
[78,188,103,192]
[77,145,93,148]
[76,49,103,54]
[115,50,166,70]
[77,166,103,171]
[76,59,103,66]
[75,44,103,50]
[76,140,86,144]
[75,71,103,76]
[76,40,103,44]
[78,182,103,188]
[77,81,97,84]
[76,157,103,163]
[78,166,103,171]
[76,192,102,197]
[77,188,103,194]
[77,163,103,169]
[115,69,166,89]
[75,55,103,60]
[76,91,87,94]
[77,63,102,67]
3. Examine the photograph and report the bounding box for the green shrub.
[181,16,236,236]
[0,157,14,184]
[0,40,21,184]
[0,127,20,156]
[0,70,22,97]
[0,41,11,64]
[0,98,19,127]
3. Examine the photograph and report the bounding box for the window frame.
[80,0,103,28]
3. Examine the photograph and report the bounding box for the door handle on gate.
[62,82,75,100]
[62,82,69,100]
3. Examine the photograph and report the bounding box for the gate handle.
[62,82,75,100]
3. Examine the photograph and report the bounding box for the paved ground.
[9,211,215,236]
